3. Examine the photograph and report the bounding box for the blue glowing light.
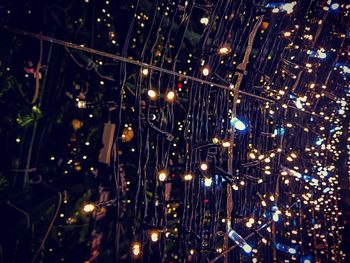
[230,117,246,131]
[276,243,297,255]
[274,127,285,135]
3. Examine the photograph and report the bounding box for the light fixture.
[230,117,246,131]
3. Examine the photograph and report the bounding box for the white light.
[303,259,311,263]
[230,117,246,131]
[282,2,297,14]
[200,17,209,25]
[204,177,212,187]
[166,91,176,102]
[147,89,157,99]
[200,163,208,171]
[294,98,303,109]
[330,3,340,10]
[288,247,297,254]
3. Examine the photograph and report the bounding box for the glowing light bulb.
[131,242,141,256]
[142,68,149,76]
[273,212,279,222]
[77,100,87,108]
[158,170,167,182]
[228,229,252,253]
[222,141,231,147]
[330,3,339,10]
[218,46,231,55]
[284,31,291,37]
[166,90,176,102]
[281,2,297,14]
[200,17,209,25]
[276,243,297,255]
[150,230,159,242]
[202,66,210,76]
[83,203,95,213]
[184,173,193,181]
[230,117,246,131]
[147,89,157,99]
[204,177,212,187]
[200,162,208,171]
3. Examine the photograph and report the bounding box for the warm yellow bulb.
[158,170,167,182]
[166,90,176,102]
[147,89,157,99]
[184,173,193,181]
[131,242,141,256]
[200,162,208,171]
[202,66,210,76]
[83,203,95,213]
[218,46,231,55]
[150,230,159,242]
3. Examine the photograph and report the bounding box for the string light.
[82,203,95,213]
[165,90,176,102]
[131,242,141,256]
[149,230,159,242]
[201,66,210,76]
[184,173,193,181]
[230,117,246,131]
[147,89,158,100]
[157,170,167,182]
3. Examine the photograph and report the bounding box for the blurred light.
[204,177,213,187]
[218,46,231,55]
[83,203,95,213]
[200,162,208,171]
[276,243,297,254]
[202,66,210,76]
[184,173,193,181]
[330,3,340,10]
[230,117,246,131]
[131,242,141,256]
[228,229,252,253]
[165,90,176,102]
[147,89,158,99]
[142,68,149,75]
[158,170,167,182]
[200,17,209,25]
[150,230,159,242]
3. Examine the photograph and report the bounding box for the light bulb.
[166,90,176,102]
[202,66,210,76]
[131,242,141,256]
[142,68,149,76]
[150,230,159,242]
[204,177,212,187]
[230,117,246,131]
[184,173,193,181]
[218,46,231,55]
[83,203,95,213]
[200,162,208,171]
[158,170,167,182]
[200,17,209,25]
[147,89,157,99]
[330,3,339,10]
